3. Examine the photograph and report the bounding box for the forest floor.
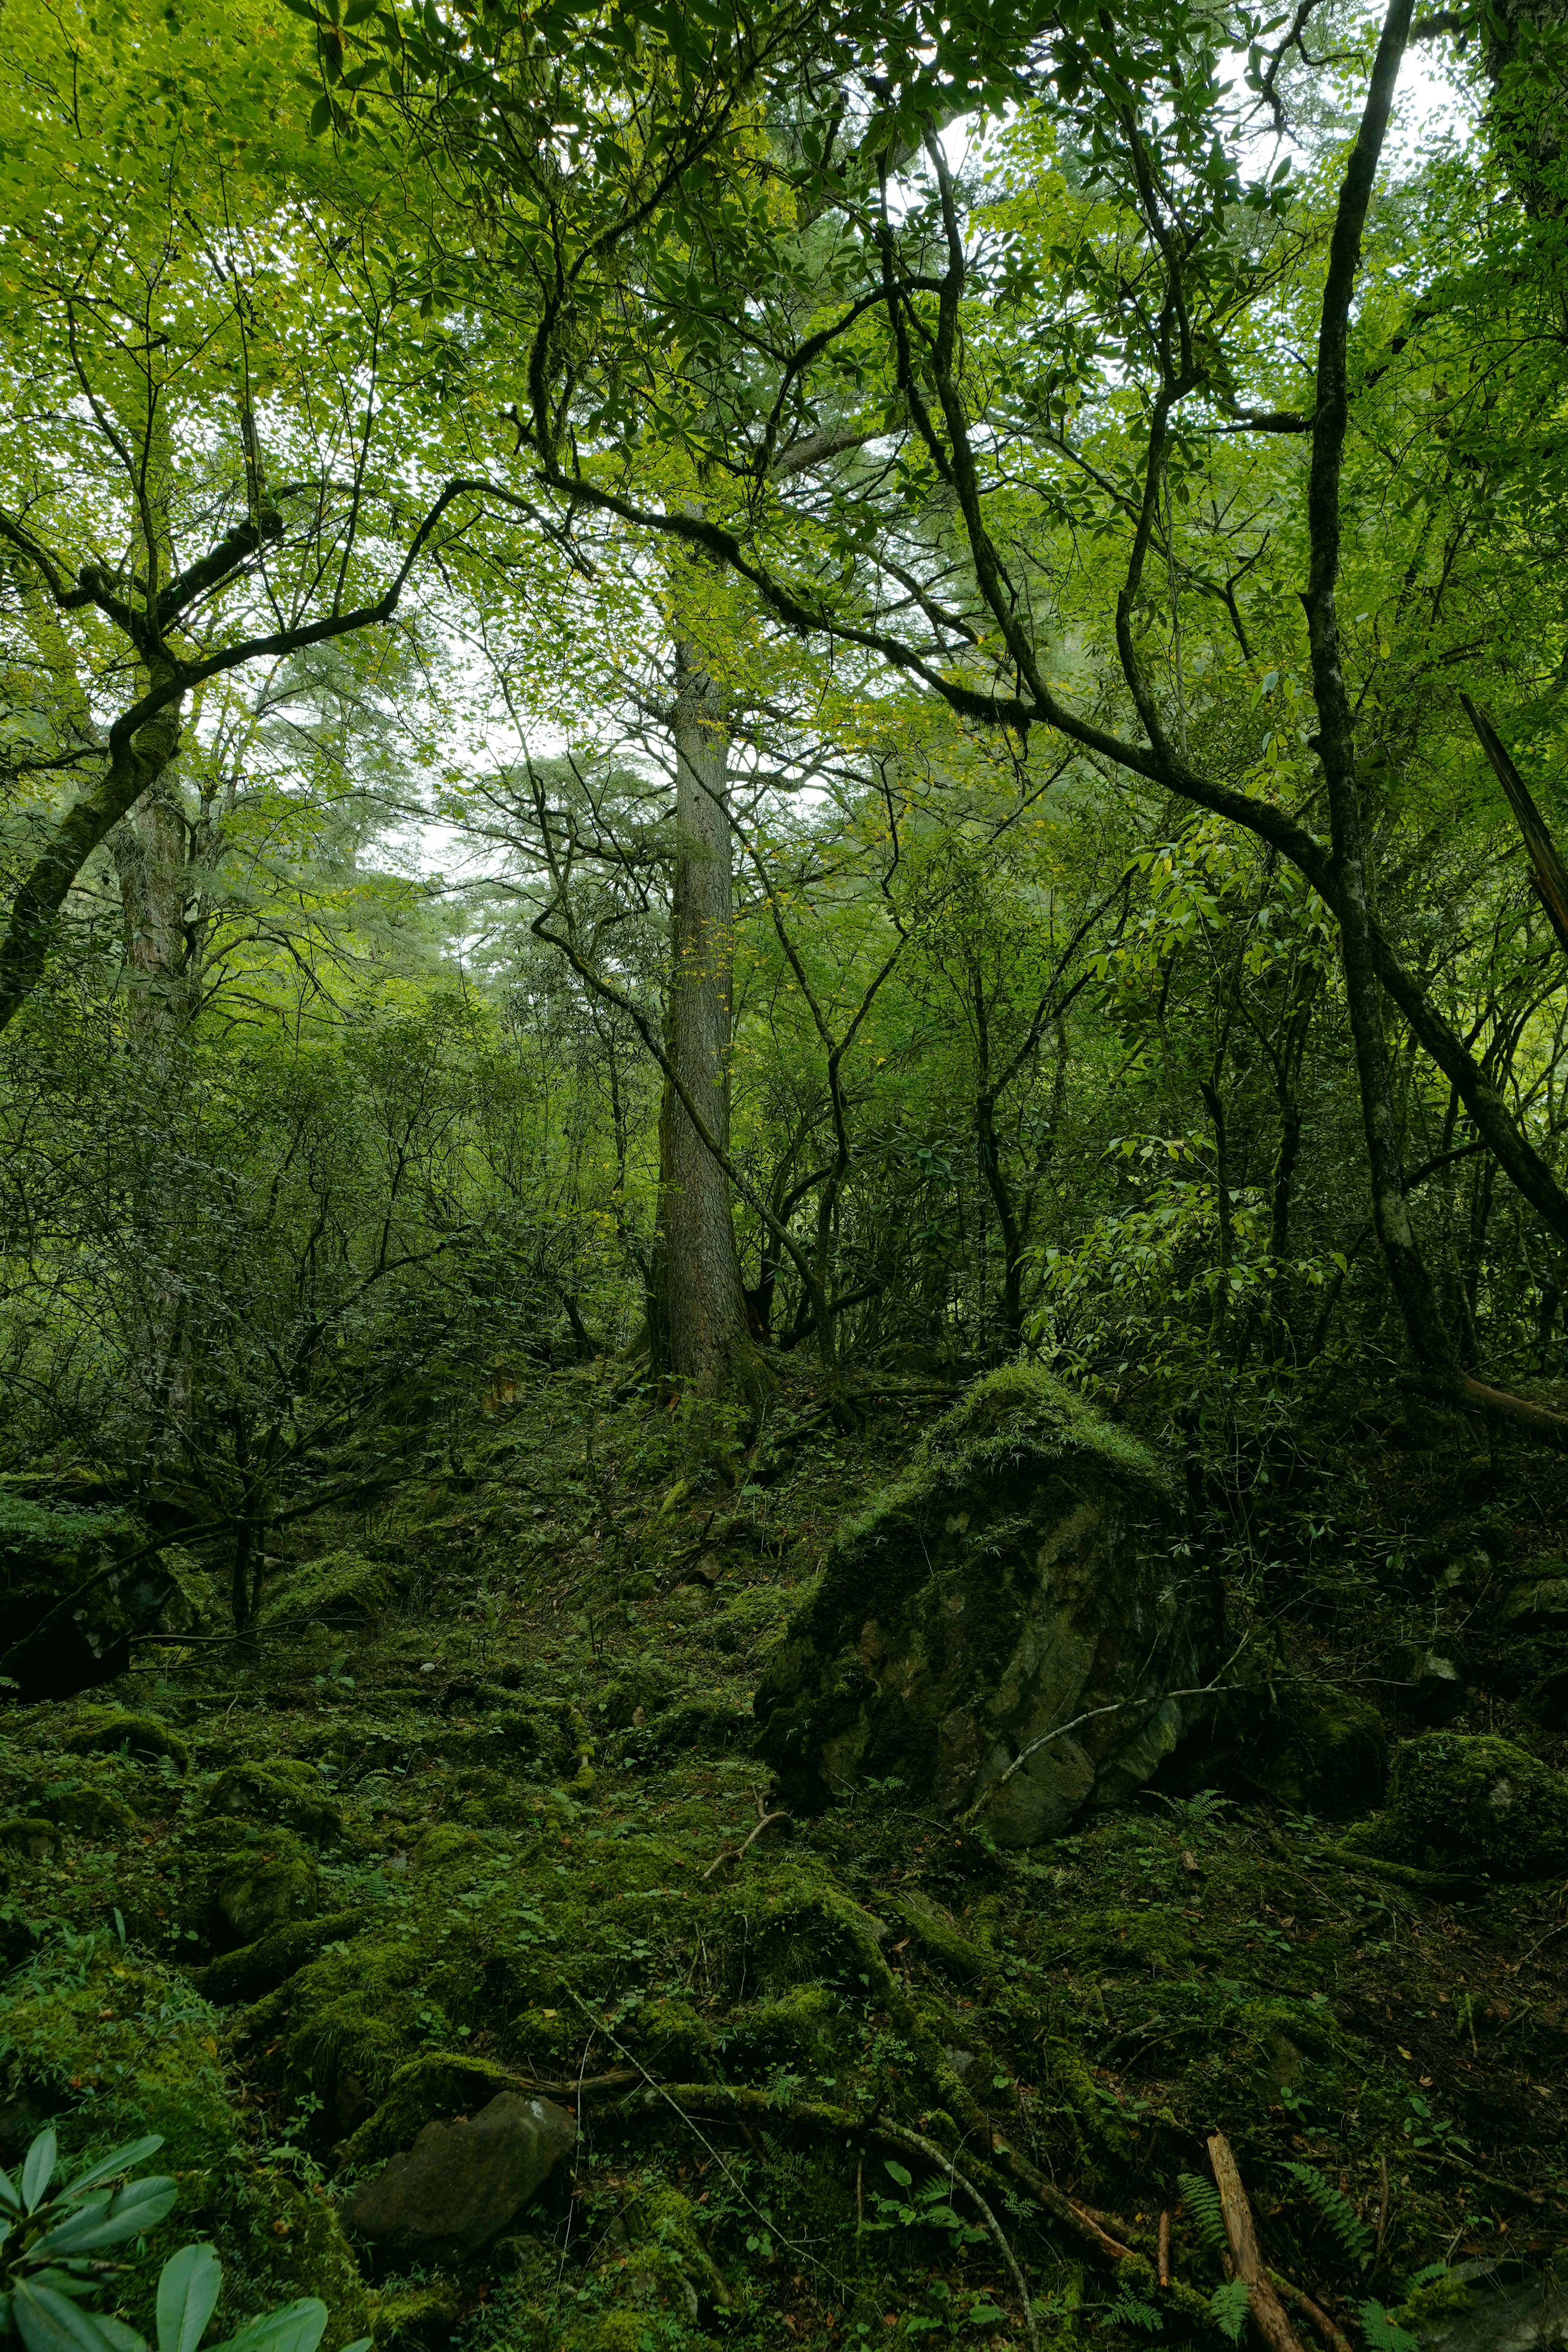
[1,1364,1566,2352]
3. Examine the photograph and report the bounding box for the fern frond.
[1209,2277,1252,2343]
[1104,2292,1165,2336]
[1282,2160,1372,2273]
[1359,2301,1421,2352]
[1178,2170,1228,2257]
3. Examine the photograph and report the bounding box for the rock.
[886,1889,993,1981]
[45,1785,139,1838]
[1523,1664,1568,1731]
[1403,2256,1568,2352]
[205,1762,343,1844]
[212,1826,320,1946]
[0,1817,60,1861]
[1392,1646,1466,1727]
[754,1366,1210,1844]
[342,2053,537,2170]
[1501,1575,1568,1632]
[1342,1732,1568,1879]
[340,2091,576,2260]
[261,1550,402,1627]
[64,1709,188,1768]
[195,1909,365,2006]
[1259,1691,1390,1817]
[367,2283,464,2352]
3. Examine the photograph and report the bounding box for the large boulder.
[1343,1732,1568,1879]
[753,1367,1212,1845]
[340,2091,576,2260]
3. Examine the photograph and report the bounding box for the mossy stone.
[887,1889,993,1981]
[1501,1575,1568,1630]
[211,1824,321,1947]
[368,2282,465,2352]
[205,1763,344,1845]
[262,1550,401,1627]
[1342,1731,1568,1878]
[65,1709,188,1768]
[0,1817,61,1860]
[341,2051,535,2170]
[1261,1692,1389,1819]
[755,1365,1205,1844]
[196,1909,366,2007]
[236,2173,372,2352]
[48,1786,139,1838]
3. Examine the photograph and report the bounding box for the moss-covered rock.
[233,2173,372,2352]
[205,1763,344,1845]
[886,1888,993,1981]
[1258,1691,1389,1818]
[210,1824,321,1947]
[754,1366,1207,1844]
[1342,1731,1568,1878]
[368,2281,465,2352]
[196,1910,366,2007]
[0,1816,61,1859]
[262,1551,403,1627]
[64,1709,189,1769]
[341,2051,536,2170]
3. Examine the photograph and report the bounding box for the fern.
[1178,2171,1229,2257]
[1209,2278,1252,2343]
[1358,2302,1421,2352]
[1103,2292,1165,2335]
[1281,2160,1373,2273]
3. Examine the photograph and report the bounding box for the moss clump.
[887,1888,993,1981]
[1342,1731,1568,1878]
[196,1909,365,2007]
[0,1816,60,1858]
[341,2050,532,2169]
[262,1550,401,1627]
[755,1365,1196,1843]
[368,2281,465,2352]
[205,1763,344,1845]
[48,1785,140,1838]
[64,1709,189,1768]
[0,1951,234,2177]
[231,2174,372,2352]
[209,1824,321,1947]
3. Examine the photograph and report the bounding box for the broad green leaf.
[12,2282,121,2352]
[34,2180,178,2256]
[22,2132,58,2213]
[156,2244,221,2352]
[207,2301,329,2352]
[60,2140,165,2204]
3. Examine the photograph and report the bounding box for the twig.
[878,2120,1040,2352]
[1271,2270,1355,2352]
[1375,2153,1390,2263]
[702,1803,793,1878]
[1157,2209,1172,2288]
[1207,2132,1308,2352]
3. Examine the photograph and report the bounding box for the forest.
[1,0,1568,2345]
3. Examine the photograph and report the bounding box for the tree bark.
[650,630,763,1397]
[1301,0,1464,1389]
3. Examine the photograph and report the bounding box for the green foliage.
[1176,2173,1227,2258]
[1101,2291,1164,2335]
[1356,2304,1421,2352]
[1280,2163,1372,2274]
[0,2132,368,2352]
[1207,2278,1252,2343]
[863,2160,986,2255]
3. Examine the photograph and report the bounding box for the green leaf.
[13,2283,122,2352]
[22,2134,58,2214]
[156,2245,221,2352]
[34,2179,178,2256]
[309,93,334,136]
[207,2301,329,2352]
[883,2160,913,2189]
[1209,2278,1251,2343]
[59,2140,164,2204]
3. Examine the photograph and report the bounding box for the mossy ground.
[1,1365,1565,2352]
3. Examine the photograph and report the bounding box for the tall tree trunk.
[650,632,764,1398]
[1302,0,1464,1392]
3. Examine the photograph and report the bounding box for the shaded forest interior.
[4,0,1568,2346]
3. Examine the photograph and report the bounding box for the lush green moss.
[204,1762,345,1844]
[0,1949,235,2177]
[263,1550,402,1626]
[64,1709,189,1768]
[341,2050,533,2169]
[1343,1731,1568,1877]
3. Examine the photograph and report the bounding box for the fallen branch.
[702,1791,793,1877]
[1271,2269,1355,2352]
[1208,2132,1308,2352]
